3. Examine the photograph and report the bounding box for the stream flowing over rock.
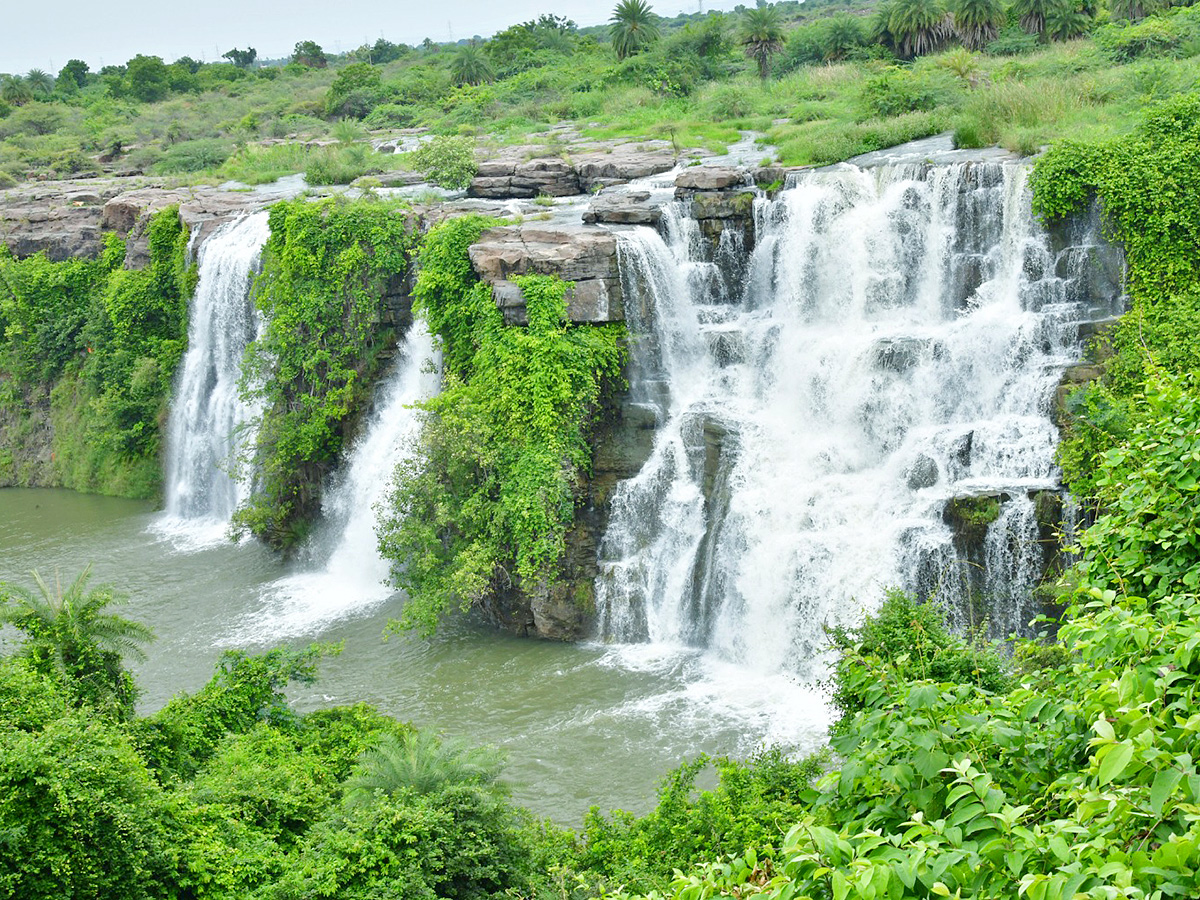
[595,161,1123,669]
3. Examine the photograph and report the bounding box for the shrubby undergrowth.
[233,197,419,548]
[0,208,193,495]
[378,215,626,633]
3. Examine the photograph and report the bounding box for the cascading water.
[230,322,439,643]
[157,211,270,546]
[599,161,1117,676]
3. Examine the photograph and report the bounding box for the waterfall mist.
[156,212,270,547]
[598,162,1116,677]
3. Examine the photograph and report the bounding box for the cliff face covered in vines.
[0,208,193,497]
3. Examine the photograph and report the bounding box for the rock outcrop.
[468,224,623,325]
[467,140,680,199]
[1,178,261,265]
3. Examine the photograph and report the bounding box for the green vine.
[0,208,193,497]
[1032,91,1200,497]
[234,197,418,548]
[378,215,626,634]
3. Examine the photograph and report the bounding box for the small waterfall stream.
[157,212,270,545]
[598,162,1112,674]
[231,323,439,643]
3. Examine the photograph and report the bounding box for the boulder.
[0,179,122,260]
[689,190,755,221]
[468,154,580,198]
[582,190,663,226]
[468,225,622,324]
[675,166,746,193]
[104,188,262,268]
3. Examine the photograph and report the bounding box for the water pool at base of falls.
[0,487,831,824]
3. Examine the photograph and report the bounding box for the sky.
[1,0,749,75]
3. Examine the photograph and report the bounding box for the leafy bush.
[578,749,825,893]
[408,134,478,189]
[827,588,1011,727]
[861,66,962,117]
[378,216,625,633]
[153,137,233,173]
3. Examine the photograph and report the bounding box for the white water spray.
[230,322,439,643]
[599,162,1114,676]
[157,212,270,547]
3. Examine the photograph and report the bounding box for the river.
[0,486,830,824]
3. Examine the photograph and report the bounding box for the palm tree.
[343,731,505,806]
[1011,0,1053,35]
[451,44,495,86]
[888,0,952,57]
[741,4,787,79]
[951,0,1006,48]
[0,566,153,715]
[1108,0,1154,20]
[821,14,867,61]
[610,0,661,60]
[1045,1,1091,38]
[0,74,32,106]
[24,69,54,97]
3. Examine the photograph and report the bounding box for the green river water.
[0,487,830,824]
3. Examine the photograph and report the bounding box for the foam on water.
[226,322,439,644]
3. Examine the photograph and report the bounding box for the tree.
[1011,0,1052,34]
[292,40,328,68]
[610,0,661,59]
[222,47,258,68]
[0,567,153,716]
[325,61,383,117]
[24,69,54,98]
[57,58,89,90]
[125,54,170,102]
[950,0,1006,48]
[0,75,32,106]
[820,14,868,61]
[1045,0,1090,38]
[887,0,951,57]
[1108,0,1157,20]
[741,4,786,78]
[344,731,504,804]
[450,44,495,86]
[370,37,407,63]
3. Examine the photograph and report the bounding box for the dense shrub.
[378,216,626,633]
[233,197,418,547]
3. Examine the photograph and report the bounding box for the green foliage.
[378,216,625,633]
[1032,92,1200,492]
[0,712,174,899]
[611,0,662,60]
[125,54,171,103]
[153,137,234,174]
[133,645,325,782]
[579,749,825,893]
[861,65,962,116]
[827,588,1011,727]
[234,197,417,547]
[408,134,478,189]
[0,209,191,496]
[0,566,153,718]
[325,62,383,118]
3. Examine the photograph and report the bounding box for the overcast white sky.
[2,0,747,75]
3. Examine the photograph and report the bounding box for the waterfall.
[157,212,270,546]
[598,162,1113,674]
[230,322,439,642]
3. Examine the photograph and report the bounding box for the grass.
[2,7,1200,186]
